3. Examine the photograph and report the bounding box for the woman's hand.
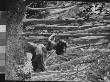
[49,33,57,41]
[52,33,57,37]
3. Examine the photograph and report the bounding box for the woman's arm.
[48,33,56,44]
[48,33,56,41]
[28,42,37,47]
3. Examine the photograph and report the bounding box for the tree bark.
[5,0,25,80]
[24,23,106,31]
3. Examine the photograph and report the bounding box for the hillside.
[6,1,110,81]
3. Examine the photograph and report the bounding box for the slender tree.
[6,0,26,80]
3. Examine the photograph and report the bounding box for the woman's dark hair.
[46,41,52,51]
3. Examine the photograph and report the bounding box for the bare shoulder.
[38,44,45,48]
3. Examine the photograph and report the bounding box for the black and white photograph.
[6,0,110,81]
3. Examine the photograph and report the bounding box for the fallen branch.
[26,4,73,10]
[72,36,105,41]
[70,41,110,49]
[21,33,110,37]
[24,36,48,40]
[80,49,110,53]
[64,24,110,34]
[23,16,110,26]
[48,4,77,15]
[24,23,106,31]
[67,49,110,57]
[24,39,47,43]
[25,24,79,30]
[26,2,86,11]
[23,18,85,25]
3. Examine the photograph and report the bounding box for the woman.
[46,33,67,55]
[27,42,47,72]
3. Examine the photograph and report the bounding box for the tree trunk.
[5,0,26,80]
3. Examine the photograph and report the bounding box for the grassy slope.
[20,1,110,81]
